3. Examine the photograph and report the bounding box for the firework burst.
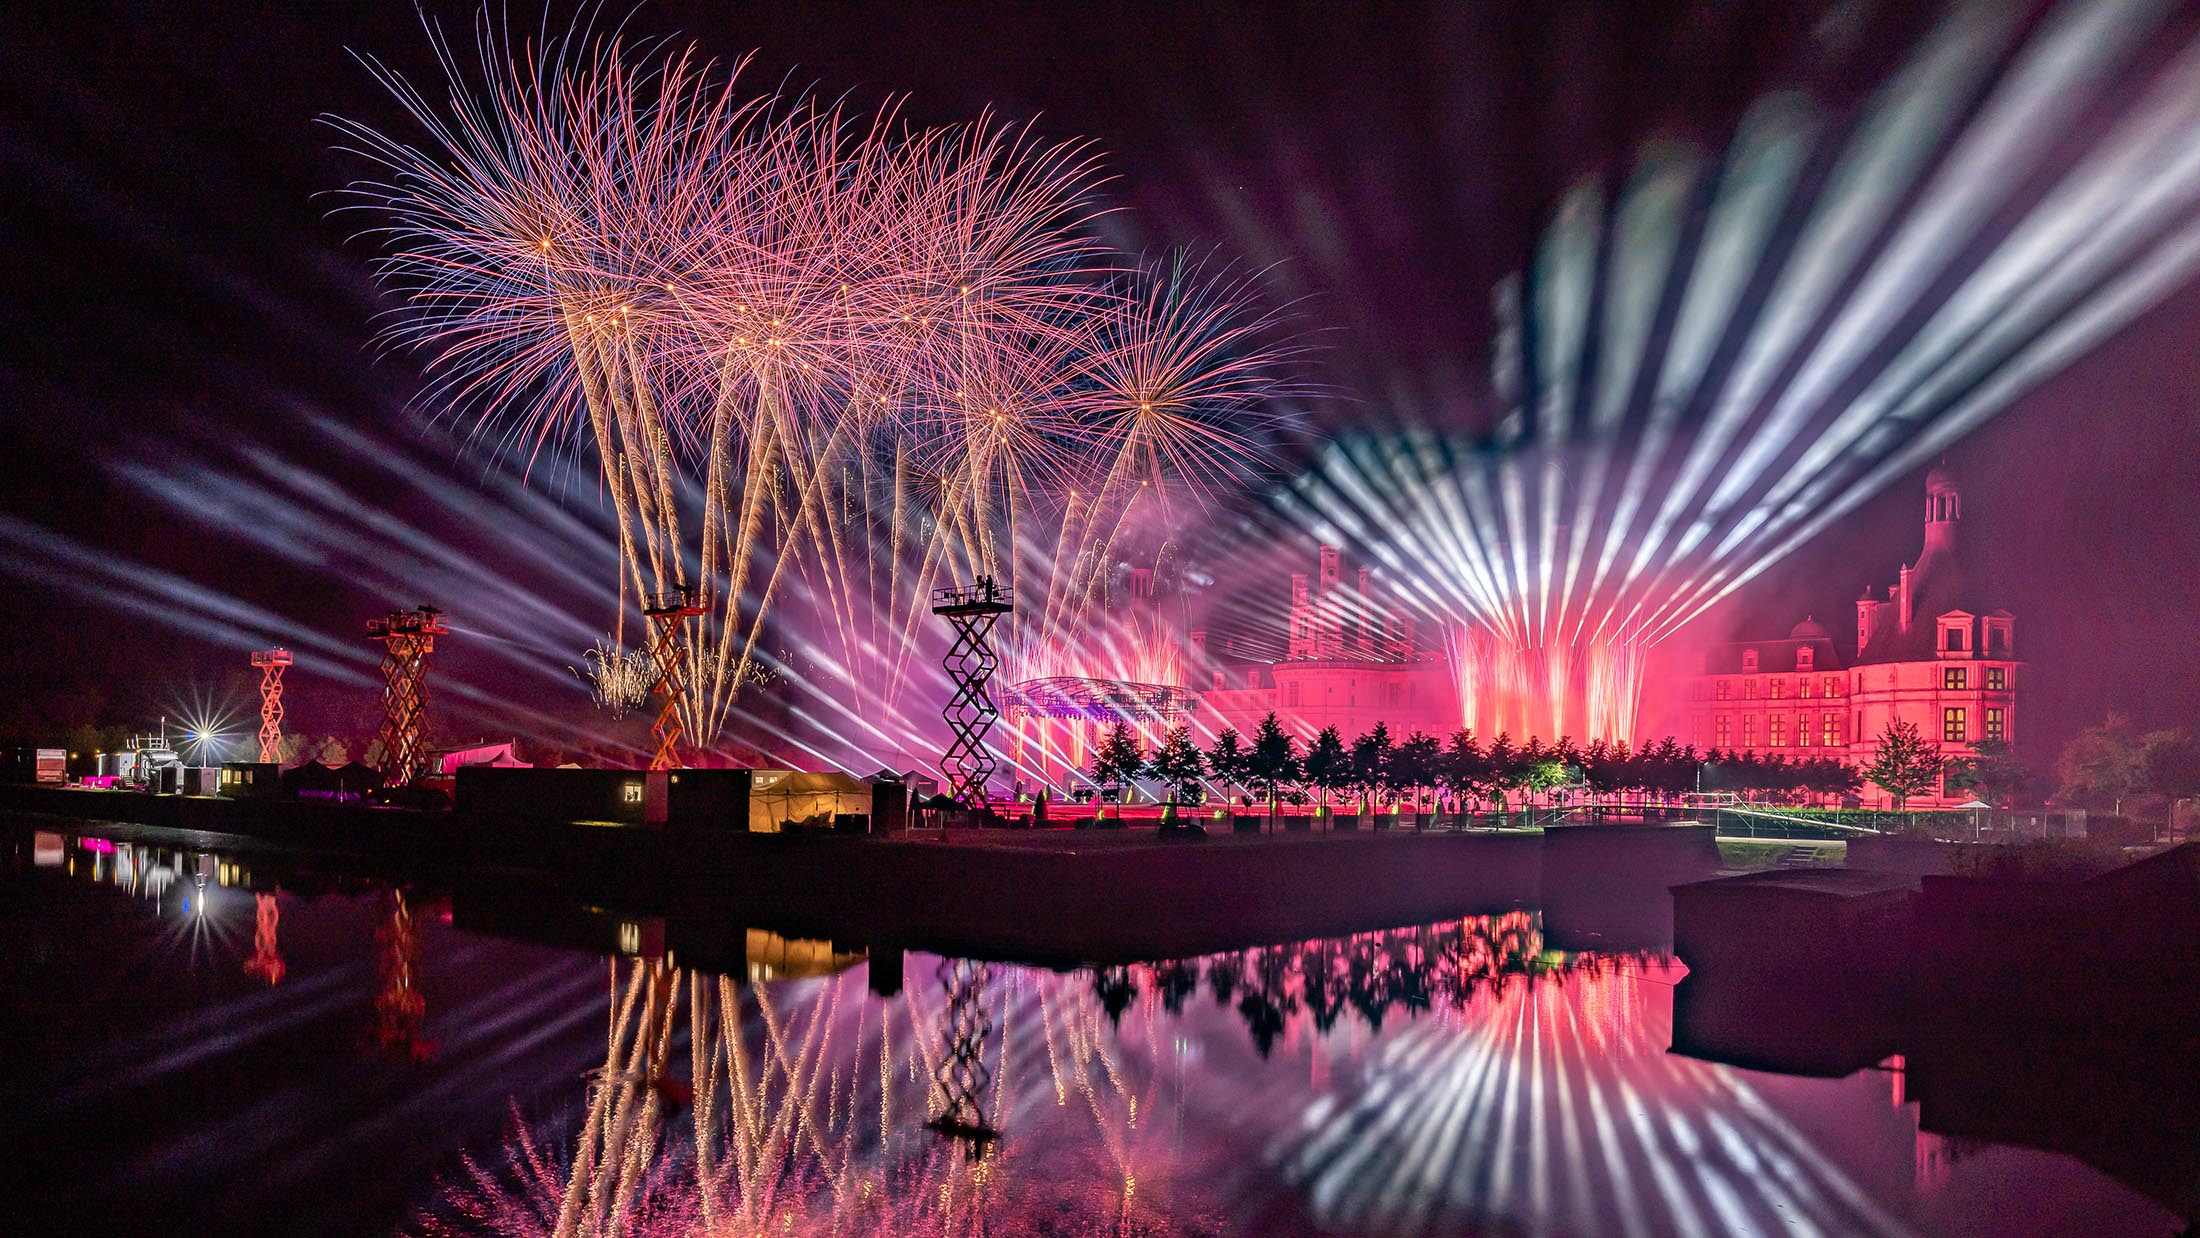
[335,20,1294,765]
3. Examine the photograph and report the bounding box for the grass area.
[1715,838,1847,872]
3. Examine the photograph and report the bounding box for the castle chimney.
[1857,588,1881,652]
[1189,629,1208,659]
[1897,564,1914,632]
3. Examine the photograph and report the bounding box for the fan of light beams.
[1286,0,2200,743]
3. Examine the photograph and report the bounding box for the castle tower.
[1922,462,1961,556]
[1288,571,1313,659]
[1857,586,1882,652]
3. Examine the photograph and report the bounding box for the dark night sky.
[1,0,2196,765]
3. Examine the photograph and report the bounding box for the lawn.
[1715,838,1848,872]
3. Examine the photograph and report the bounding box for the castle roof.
[1702,635,1843,676]
[1855,508,2006,665]
[1789,615,1831,641]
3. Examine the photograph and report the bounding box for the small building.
[456,767,653,823]
[218,762,283,798]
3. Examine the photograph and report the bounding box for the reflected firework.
[405,914,1949,1236]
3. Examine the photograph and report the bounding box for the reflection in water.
[373,890,436,1061]
[410,914,1926,1237]
[244,892,286,986]
[74,837,255,964]
[420,950,1239,1236]
[1265,964,1910,1236]
[927,959,1000,1151]
[1098,911,1633,1055]
[10,829,2179,1237]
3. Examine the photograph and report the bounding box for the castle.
[1191,546,1458,743]
[1032,469,2018,812]
[1679,466,2019,808]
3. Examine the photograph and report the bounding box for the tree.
[1521,757,1570,809]
[1147,725,1208,810]
[1349,722,1394,816]
[1863,719,1941,811]
[1207,727,1249,800]
[1392,731,1443,816]
[1942,738,2031,808]
[1484,732,1520,808]
[1646,738,1691,806]
[1822,758,1863,804]
[1300,725,1351,826]
[1552,735,1582,772]
[1601,741,1637,809]
[2056,714,2147,813]
[1092,721,1145,803]
[2140,728,2200,840]
[1440,729,1488,813]
[1246,713,1300,832]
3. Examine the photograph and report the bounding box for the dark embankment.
[1,784,1726,965]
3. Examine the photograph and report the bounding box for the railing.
[931,578,1011,614]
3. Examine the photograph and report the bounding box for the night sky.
[3,0,2196,765]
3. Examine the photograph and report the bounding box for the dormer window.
[1797,646,1815,671]
[1741,649,1759,673]
[1937,614,1973,656]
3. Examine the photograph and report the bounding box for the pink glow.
[1447,626,1647,744]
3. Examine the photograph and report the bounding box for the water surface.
[1,827,2176,1236]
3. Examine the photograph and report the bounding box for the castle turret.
[1288,573,1312,659]
[1923,462,1961,555]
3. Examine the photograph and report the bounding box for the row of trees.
[1866,714,2200,824]
[2053,714,2200,836]
[1084,714,1894,826]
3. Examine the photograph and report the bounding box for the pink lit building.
[1679,467,2019,808]
[1193,546,1458,742]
